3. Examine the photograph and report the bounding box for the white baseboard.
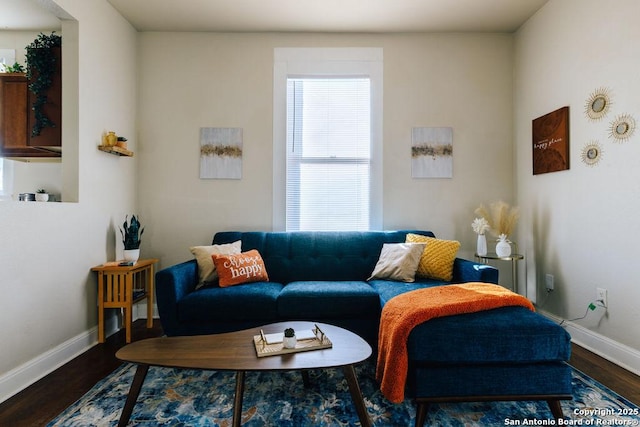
[0,327,97,404]
[539,309,640,377]
[0,306,158,404]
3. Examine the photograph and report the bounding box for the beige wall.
[16,0,640,403]
[138,32,515,270]
[515,0,640,366]
[0,0,138,400]
[0,30,41,66]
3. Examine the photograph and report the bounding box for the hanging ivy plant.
[25,32,62,137]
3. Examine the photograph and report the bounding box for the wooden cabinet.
[0,69,61,158]
[0,74,29,154]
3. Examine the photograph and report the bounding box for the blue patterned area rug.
[48,360,640,426]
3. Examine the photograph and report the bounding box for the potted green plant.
[25,32,62,137]
[120,215,144,262]
[35,188,49,202]
[5,62,25,73]
[283,328,296,349]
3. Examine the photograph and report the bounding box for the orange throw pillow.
[211,250,269,287]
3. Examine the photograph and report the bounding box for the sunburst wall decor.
[585,87,612,121]
[608,114,636,142]
[581,141,603,167]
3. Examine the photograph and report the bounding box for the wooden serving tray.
[253,325,333,358]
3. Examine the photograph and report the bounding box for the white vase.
[476,234,487,256]
[35,193,49,202]
[283,336,297,349]
[495,235,512,257]
[123,249,140,263]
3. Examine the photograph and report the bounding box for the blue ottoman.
[406,306,572,425]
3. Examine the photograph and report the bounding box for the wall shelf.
[98,145,133,157]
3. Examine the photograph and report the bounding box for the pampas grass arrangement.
[474,201,519,238]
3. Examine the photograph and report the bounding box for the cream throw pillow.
[368,243,427,282]
[190,241,242,288]
[406,233,460,281]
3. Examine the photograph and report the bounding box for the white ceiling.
[0,0,548,33]
[0,0,62,31]
[106,0,548,33]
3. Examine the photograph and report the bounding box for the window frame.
[273,47,383,231]
[0,159,14,201]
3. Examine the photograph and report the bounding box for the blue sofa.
[156,230,495,342]
[156,230,572,424]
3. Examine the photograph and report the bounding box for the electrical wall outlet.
[596,287,608,308]
[545,274,554,292]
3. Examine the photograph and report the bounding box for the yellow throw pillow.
[406,233,460,281]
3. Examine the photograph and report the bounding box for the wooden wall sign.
[532,106,570,175]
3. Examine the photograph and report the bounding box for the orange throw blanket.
[376,282,535,403]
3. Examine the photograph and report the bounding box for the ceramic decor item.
[123,249,140,263]
[35,188,49,202]
[283,328,297,349]
[476,234,487,256]
[472,217,490,256]
[496,234,512,257]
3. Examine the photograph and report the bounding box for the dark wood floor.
[0,320,164,427]
[1,320,639,426]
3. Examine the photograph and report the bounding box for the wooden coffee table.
[115,321,373,426]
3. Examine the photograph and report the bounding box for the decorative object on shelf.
[120,215,144,263]
[283,328,297,349]
[581,141,603,167]
[471,217,489,256]
[18,193,36,201]
[99,133,133,156]
[475,201,519,255]
[25,32,62,137]
[608,113,636,142]
[495,234,512,257]
[35,188,49,202]
[105,131,117,147]
[532,106,570,175]
[584,87,612,121]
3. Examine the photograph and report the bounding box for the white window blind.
[286,78,371,231]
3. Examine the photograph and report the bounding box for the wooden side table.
[91,258,158,343]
